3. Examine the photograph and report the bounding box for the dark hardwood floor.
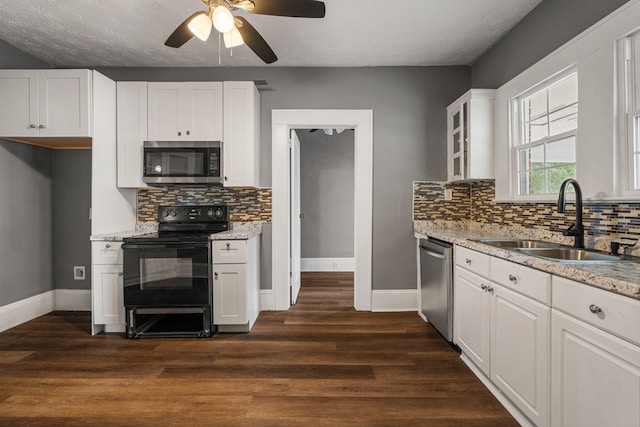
[0,272,517,426]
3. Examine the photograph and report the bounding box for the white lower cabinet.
[551,277,640,427]
[212,236,260,332]
[491,284,550,427]
[91,241,125,334]
[454,246,550,427]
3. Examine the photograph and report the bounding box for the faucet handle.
[610,239,638,255]
[562,223,578,236]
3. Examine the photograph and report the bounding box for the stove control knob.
[163,210,170,218]
[215,209,223,217]
[207,209,214,217]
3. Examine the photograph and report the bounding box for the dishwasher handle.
[420,246,446,259]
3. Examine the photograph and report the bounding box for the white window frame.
[618,30,640,197]
[509,68,578,199]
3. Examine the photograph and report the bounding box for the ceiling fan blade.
[164,12,203,48]
[234,17,278,64]
[249,0,325,18]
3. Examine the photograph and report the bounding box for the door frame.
[272,109,373,311]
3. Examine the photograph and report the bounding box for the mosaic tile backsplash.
[414,181,640,239]
[137,187,272,222]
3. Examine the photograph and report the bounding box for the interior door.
[290,130,302,304]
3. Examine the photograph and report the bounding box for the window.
[512,71,577,196]
[621,30,640,193]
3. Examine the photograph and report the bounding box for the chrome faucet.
[557,178,584,248]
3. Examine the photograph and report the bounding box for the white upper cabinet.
[447,89,495,182]
[0,69,91,137]
[147,82,223,141]
[116,82,148,188]
[223,81,260,187]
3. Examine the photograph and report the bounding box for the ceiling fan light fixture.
[223,26,244,48]
[213,6,235,33]
[187,12,212,41]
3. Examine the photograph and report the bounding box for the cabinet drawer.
[490,257,551,305]
[553,276,640,346]
[92,241,123,265]
[213,240,246,264]
[455,246,490,278]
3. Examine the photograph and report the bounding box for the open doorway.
[289,128,355,304]
[271,109,373,311]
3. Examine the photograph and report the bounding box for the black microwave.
[143,141,223,185]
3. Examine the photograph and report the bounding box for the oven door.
[122,241,211,307]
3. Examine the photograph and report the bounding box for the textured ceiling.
[0,0,542,67]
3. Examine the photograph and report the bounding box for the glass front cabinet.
[447,89,496,182]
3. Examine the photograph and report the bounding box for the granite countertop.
[414,220,640,301]
[90,222,263,242]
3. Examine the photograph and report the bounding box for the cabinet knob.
[589,304,602,314]
[117,272,124,277]
[38,124,45,129]
[214,272,218,279]
[29,124,36,129]
[465,258,472,265]
[178,131,182,136]
[105,243,111,249]
[224,176,228,181]
[487,286,494,294]
[186,130,191,135]
[480,284,487,290]
[508,274,517,283]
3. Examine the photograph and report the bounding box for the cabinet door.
[117,82,148,188]
[185,82,223,141]
[213,264,247,325]
[223,81,260,187]
[447,106,464,181]
[454,267,491,375]
[551,310,640,427]
[92,264,125,325]
[38,69,91,137]
[492,284,550,427]
[0,70,39,136]
[148,82,184,140]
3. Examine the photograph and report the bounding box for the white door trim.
[272,109,373,311]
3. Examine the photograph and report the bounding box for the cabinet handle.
[589,304,602,314]
[38,124,45,129]
[29,124,36,129]
[487,286,494,294]
[508,274,517,283]
[178,131,182,136]
[105,244,111,249]
[224,176,228,181]
[186,130,191,135]
[117,272,124,277]
[214,272,218,279]
[465,258,472,265]
[226,242,231,247]
[480,284,487,290]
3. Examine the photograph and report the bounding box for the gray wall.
[0,141,53,306]
[471,0,630,88]
[0,42,53,306]
[298,129,354,259]
[99,66,470,291]
[52,150,92,290]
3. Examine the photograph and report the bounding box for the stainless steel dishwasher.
[419,238,454,342]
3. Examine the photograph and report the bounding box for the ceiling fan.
[165,0,326,64]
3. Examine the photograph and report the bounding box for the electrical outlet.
[73,266,86,280]
[444,189,453,201]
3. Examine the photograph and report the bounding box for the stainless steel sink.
[514,247,622,262]
[471,239,562,249]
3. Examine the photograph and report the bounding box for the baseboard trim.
[0,291,55,333]
[371,289,417,312]
[301,257,355,272]
[0,289,92,333]
[55,289,91,311]
[260,289,275,311]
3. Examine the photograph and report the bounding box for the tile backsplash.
[137,187,272,222]
[414,180,640,239]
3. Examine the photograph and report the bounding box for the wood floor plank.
[0,272,517,426]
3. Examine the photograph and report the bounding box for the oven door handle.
[122,242,209,250]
